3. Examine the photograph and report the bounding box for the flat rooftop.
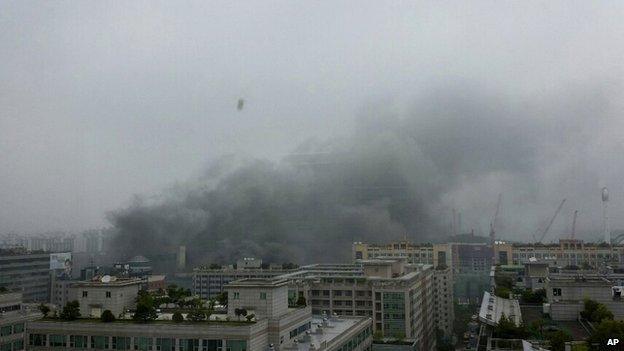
[282,316,370,351]
[74,277,142,287]
[479,291,522,327]
[226,278,289,288]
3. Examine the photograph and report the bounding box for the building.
[280,260,436,350]
[433,266,454,337]
[0,249,50,302]
[26,277,373,351]
[501,239,624,268]
[72,277,142,318]
[193,266,293,300]
[544,275,624,321]
[0,292,41,351]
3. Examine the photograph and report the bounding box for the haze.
[2,1,624,250]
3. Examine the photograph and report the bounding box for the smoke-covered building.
[193,266,294,300]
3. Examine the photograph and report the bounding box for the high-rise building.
[433,266,454,337]
[0,249,50,302]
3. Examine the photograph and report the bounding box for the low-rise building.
[26,277,373,351]
[72,277,141,318]
[193,266,293,300]
[0,292,41,351]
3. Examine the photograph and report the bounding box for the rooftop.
[226,278,289,288]
[282,315,370,351]
[74,277,142,287]
[479,291,522,327]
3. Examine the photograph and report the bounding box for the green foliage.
[60,300,81,321]
[100,310,115,322]
[581,299,613,323]
[186,309,206,322]
[172,311,184,322]
[547,330,572,351]
[0,286,7,293]
[234,308,247,320]
[38,303,51,317]
[216,292,228,306]
[166,284,191,303]
[133,292,157,323]
[587,320,624,350]
[494,314,526,339]
[495,286,511,299]
[521,289,546,304]
[209,263,221,269]
[495,275,514,289]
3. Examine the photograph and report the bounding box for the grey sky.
[1,1,624,237]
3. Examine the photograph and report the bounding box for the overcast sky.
[1,1,624,235]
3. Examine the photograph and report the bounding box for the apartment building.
[0,249,50,302]
[193,267,293,300]
[0,292,41,351]
[433,266,454,336]
[279,260,436,350]
[26,277,373,351]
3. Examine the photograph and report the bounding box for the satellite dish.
[101,275,111,283]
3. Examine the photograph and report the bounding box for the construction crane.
[570,210,578,239]
[533,198,566,243]
[489,193,502,244]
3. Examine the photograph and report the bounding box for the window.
[113,336,131,350]
[0,326,11,336]
[106,291,112,298]
[13,323,24,333]
[156,338,174,351]
[553,288,562,297]
[50,334,66,347]
[13,340,24,351]
[226,340,247,351]
[29,334,47,346]
[82,291,88,297]
[134,337,153,351]
[233,292,240,300]
[203,340,222,351]
[260,292,267,300]
[92,336,109,349]
[180,339,199,351]
[70,335,88,348]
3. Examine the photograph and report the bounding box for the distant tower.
[602,187,610,244]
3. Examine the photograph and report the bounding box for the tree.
[100,310,115,323]
[494,314,526,339]
[495,286,511,299]
[546,330,572,351]
[296,295,307,307]
[132,302,157,323]
[216,292,228,306]
[234,308,247,321]
[521,289,546,304]
[581,299,613,323]
[587,320,624,350]
[38,303,51,318]
[60,300,81,321]
[172,311,184,323]
[186,309,206,322]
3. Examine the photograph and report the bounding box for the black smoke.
[108,83,623,265]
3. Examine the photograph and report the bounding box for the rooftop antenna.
[602,187,610,244]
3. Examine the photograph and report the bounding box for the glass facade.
[382,292,405,337]
[225,340,246,351]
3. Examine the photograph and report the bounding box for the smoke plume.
[108,82,624,265]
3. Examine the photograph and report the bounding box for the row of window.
[28,334,246,351]
[0,339,23,351]
[336,326,371,351]
[0,323,24,336]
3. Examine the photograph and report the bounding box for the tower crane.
[489,193,502,244]
[533,199,566,243]
[570,210,578,239]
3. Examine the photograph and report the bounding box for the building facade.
[0,250,50,302]
[280,261,436,350]
[72,278,142,318]
[193,267,292,300]
[433,267,454,336]
[0,292,41,351]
